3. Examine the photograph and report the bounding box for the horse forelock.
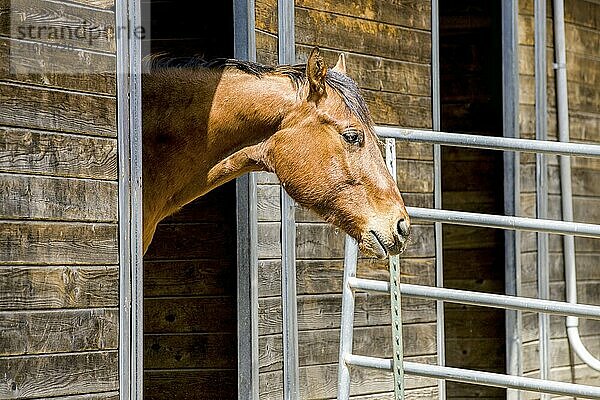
[146,55,372,129]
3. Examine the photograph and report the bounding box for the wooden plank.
[144,296,236,334]
[295,0,430,30]
[255,30,278,66]
[294,7,431,64]
[258,222,435,259]
[144,259,235,297]
[0,221,118,265]
[0,350,118,398]
[0,173,118,222]
[144,370,237,400]
[259,355,438,399]
[0,82,117,137]
[0,265,118,310]
[143,223,234,260]
[258,293,436,335]
[144,332,236,369]
[442,225,503,250]
[47,392,119,400]
[258,257,434,297]
[0,37,116,95]
[445,337,505,371]
[0,0,116,53]
[258,323,437,373]
[0,128,117,180]
[522,335,600,372]
[363,89,432,128]
[295,45,431,97]
[0,308,118,356]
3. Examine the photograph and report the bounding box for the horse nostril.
[397,218,410,237]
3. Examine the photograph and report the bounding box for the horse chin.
[359,232,389,259]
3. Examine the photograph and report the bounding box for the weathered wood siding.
[518,0,600,397]
[255,1,438,398]
[0,0,119,398]
[140,3,238,398]
[439,2,506,399]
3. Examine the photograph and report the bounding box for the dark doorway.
[439,1,506,399]
[141,2,238,399]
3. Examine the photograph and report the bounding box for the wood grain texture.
[258,323,437,373]
[0,38,116,95]
[0,173,118,222]
[0,308,118,356]
[144,333,236,370]
[0,221,118,265]
[0,82,117,137]
[258,293,436,336]
[0,350,118,398]
[295,7,431,64]
[0,265,118,310]
[144,296,236,334]
[144,370,236,400]
[0,128,117,180]
[0,0,116,52]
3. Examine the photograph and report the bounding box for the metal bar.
[117,0,144,396]
[376,127,600,158]
[502,0,523,397]
[534,0,551,391]
[403,362,600,399]
[502,2,523,398]
[234,1,258,397]
[430,0,446,398]
[344,357,600,398]
[348,277,389,293]
[385,139,404,399]
[407,207,600,238]
[349,278,600,319]
[337,236,359,400]
[400,284,600,320]
[277,1,299,398]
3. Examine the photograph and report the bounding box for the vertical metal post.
[386,139,405,400]
[502,2,522,399]
[431,1,446,398]
[337,236,359,400]
[234,0,259,398]
[534,0,550,394]
[278,0,300,398]
[117,0,143,396]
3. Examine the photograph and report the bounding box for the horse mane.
[145,55,372,127]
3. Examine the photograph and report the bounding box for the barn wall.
[0,0,119,398]
[254,1,438,398]
[140,3,238,398]
[518,0,600,397]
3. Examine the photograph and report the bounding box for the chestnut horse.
[142,47,410,258]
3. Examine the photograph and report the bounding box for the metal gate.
[336,127,600,399]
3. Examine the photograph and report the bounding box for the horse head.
[259,48,411,258]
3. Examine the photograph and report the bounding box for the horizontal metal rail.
[407,206,600,238]
[376,127,600,158]
[348,278,600,320]
[344,356,600,398]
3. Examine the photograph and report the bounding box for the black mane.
[147,56,372,127]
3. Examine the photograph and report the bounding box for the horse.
[142,47,411,258]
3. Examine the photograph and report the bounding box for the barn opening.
[439,1,507,399]
[141,2,238,399]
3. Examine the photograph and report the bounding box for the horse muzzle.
[360,218,411,259]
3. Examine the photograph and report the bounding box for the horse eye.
[342,129,362,145]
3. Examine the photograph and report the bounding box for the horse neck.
[143,68,299,234]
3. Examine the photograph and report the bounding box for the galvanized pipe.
[552,0,600,372]
[344,356,600,398]
[376,127,600,158]
[337,236,359,400]
[349,277,600,320]
[407,207,600,238]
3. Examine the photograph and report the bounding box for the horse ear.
[332,53,347,74]
[306,47,327,102]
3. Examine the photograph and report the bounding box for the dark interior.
[439,1,506,398]
[141,2,238,399]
